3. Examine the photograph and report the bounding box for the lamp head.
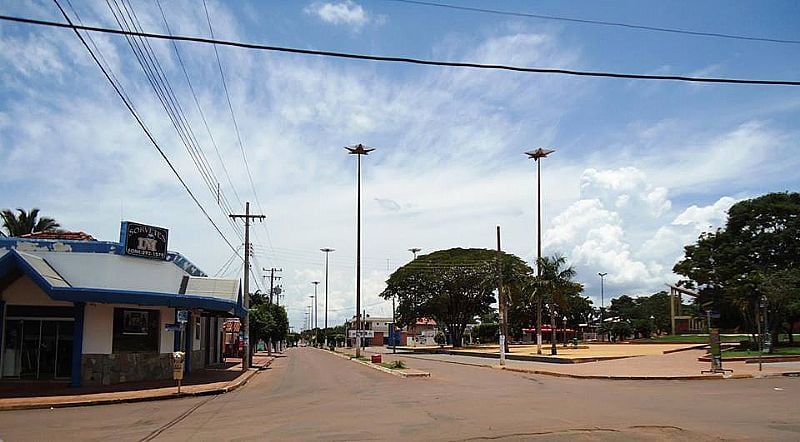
[525,148,555,160]
[345,144,376,155]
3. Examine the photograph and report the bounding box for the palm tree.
[1,208,61,237]
[535,254,583,353]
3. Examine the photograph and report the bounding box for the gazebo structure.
[666,284,704,335]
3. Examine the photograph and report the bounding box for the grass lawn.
[640,335,748,343]
[722,347,800,358]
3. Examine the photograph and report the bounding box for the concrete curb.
[495,365,754,380]
[0,357,274,412]
[324,348,430,378]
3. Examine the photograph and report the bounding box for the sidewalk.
[371,346,800,380]
[0,352,276,411]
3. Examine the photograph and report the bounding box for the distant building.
[0,222,243,387]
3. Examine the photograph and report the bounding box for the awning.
[0,249,245,317]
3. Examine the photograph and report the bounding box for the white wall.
[159,306,175,354]
[83,303,113,354]
[1,276,72,307]
[83,304,175,355]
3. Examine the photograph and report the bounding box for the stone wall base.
[82,352,172,385]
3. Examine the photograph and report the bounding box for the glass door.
[3,319,74,380]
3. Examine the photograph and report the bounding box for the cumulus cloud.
[304,1,375,29]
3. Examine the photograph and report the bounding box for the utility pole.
[263,267,283,304]
[598,272,607,341]
[496,226,506,366]
[230,202,266,371]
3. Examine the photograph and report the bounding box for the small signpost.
[348,330,375,338]
[702,310,732,375]
[177,310,189,324]
[173,351,185,393]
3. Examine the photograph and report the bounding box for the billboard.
[120,221,169,260]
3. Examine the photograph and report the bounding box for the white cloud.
[304,1,372,28]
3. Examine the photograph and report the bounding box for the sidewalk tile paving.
[0,352,276,411]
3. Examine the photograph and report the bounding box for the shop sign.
[348,330,375,338]
[120,221,169,260]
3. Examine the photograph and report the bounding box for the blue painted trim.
[0,250,245,316]
[173,309,181,352]
[0,300,5,379]
[185,312,192,375]
[118,222,130,256]
[71,302,85,387]
[0,237,119,254]
[1,237,208,277]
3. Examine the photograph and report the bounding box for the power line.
[378,0,800,45]
[2,14,798,86]
[155,0,244,210]
[201,0,277,267]
[50,0,241,257]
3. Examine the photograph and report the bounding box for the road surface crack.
[138,395,218,441]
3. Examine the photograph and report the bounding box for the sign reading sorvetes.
[120,221,169,260]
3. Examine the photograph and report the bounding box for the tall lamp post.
[312,281,320,345]
[526,147,555,355]
[308,295,315,344]
[408,247,421,259]
[321,248,335,348]
[598,272,607,340]
[346,143,375,359]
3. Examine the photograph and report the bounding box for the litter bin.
[371,354,382,364]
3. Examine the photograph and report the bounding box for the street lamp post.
[562,315,568,347]
[408,247,421,259]
[346,143,375,359]
[312,281,320,345]
[321,248,334,348]
[308,295,315,345]
[598,272,607,341]
[526,148,555,355]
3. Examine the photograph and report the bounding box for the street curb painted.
[0,357,275,412]
[325,348,430,378]
[495,365,754,380]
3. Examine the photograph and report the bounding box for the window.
[113,308,160,352]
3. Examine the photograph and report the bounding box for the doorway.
[3,319,74,380]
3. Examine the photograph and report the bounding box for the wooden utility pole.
[264,267,283,304]
[230,202,265,371]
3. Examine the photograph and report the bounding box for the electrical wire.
[201,0,278,266]
[3,14,798,86]
[50,0,241,257]
[377,0,800,45]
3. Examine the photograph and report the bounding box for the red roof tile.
[21,231,97,241]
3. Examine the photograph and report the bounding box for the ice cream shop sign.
[120,221,169,260]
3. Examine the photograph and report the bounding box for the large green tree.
[1,208,61,236]
[533,254,586,341]
[381,248,533,348]
[674,192,800,348]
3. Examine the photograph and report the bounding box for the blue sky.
[1,0,799,330]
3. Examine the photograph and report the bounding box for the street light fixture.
[321,248,335,348]
[408,247,421,259]
[526,147,555,355]
[346,143,375,359]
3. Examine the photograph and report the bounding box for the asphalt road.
[0,348,798,441]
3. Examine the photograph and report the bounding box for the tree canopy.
[381,248,532,347]
[674,192,800,345]
[1,208,61,237]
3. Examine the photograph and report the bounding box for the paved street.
[1,348,798,441]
